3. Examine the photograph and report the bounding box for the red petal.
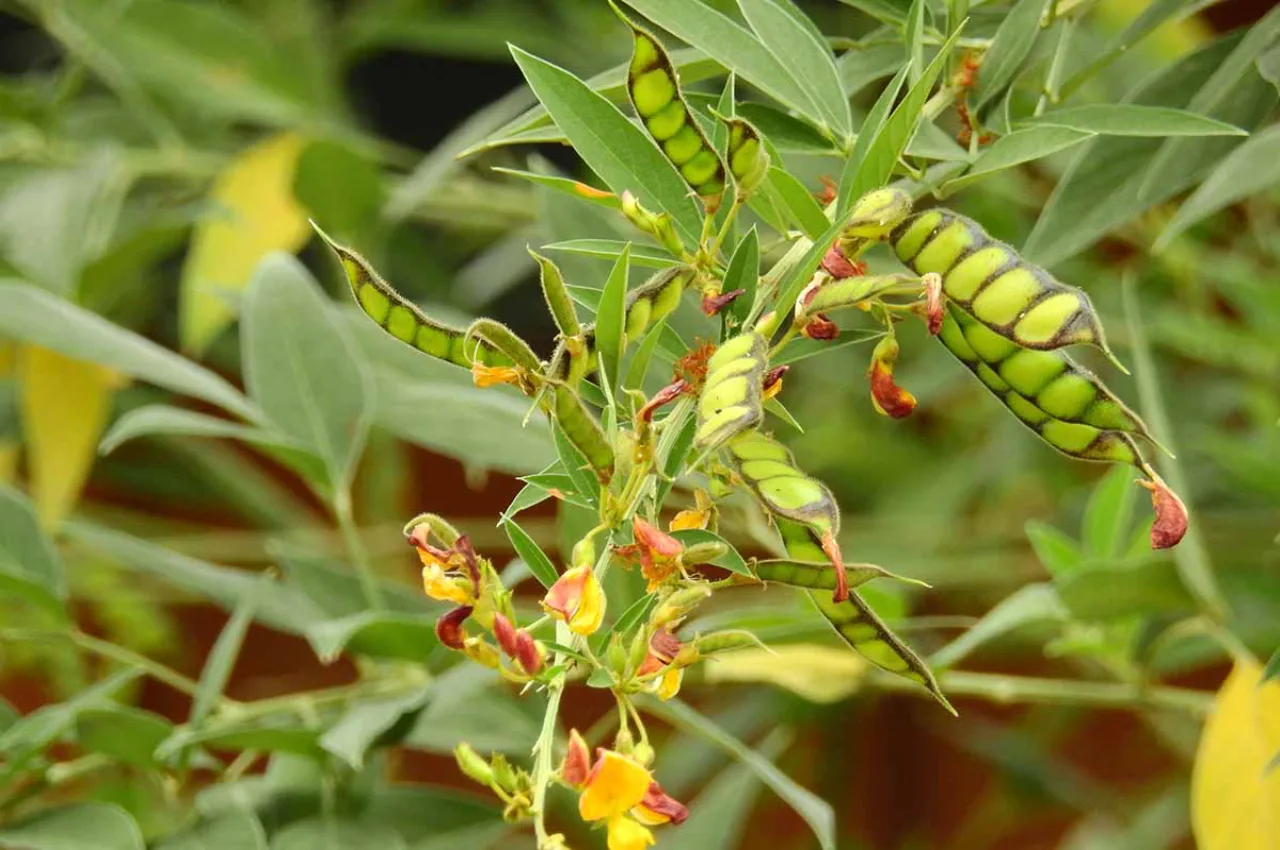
[435,605,473,649]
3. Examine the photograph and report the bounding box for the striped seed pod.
[753,557,922,592]
[796,273,915,321]
[722,116,770,195]
[725,430,850,601]
[777,519,955,715]
[551,266,695,386]
[938,305,1156,457]
[891,209,1120,363]
[552,385,614,483]
[465,318,543,375]
[316,226,508,369]
[625,19,727,204]
[529,250,580,338]
[695,332,768,451]
[840,188,914,245]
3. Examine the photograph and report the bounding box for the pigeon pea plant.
[312,9,1193,847]
[2,0,1274,847]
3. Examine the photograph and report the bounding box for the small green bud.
[653,585,712,627]
[607,634,629,676]
[631,740,655,767]
[841,188,913,243]
[571,536,596,569]
[491,754,517,791]
[455,743,494,786]
[628,628,651,671]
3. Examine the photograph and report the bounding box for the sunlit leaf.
[180,133,310,356]
[974,0,1051,107]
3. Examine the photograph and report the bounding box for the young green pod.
[552,386,614,483]
[721,116,770,195]
[695,333,768,451]
[624,17,726,204]
[315,224,507,369]
[796,274,914,322]
[529,249,580,337]
[938,306,1156,450]
[840,188,914,244]
[752,558,924,592]
[892,209,1120,364]
[465,318,543,375]
[776,519,954,715]
[726,430,850,601]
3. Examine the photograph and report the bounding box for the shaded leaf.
[305,612,440,664]
[595,244,631,392]
[1082,466,1138,559]
[191,572,273,729]
[974,0,1051,107]
[837,65,909,213]
[930,584,1066,669]
[766,168,830,239]
[543,240,679,268]
[724,227,760,326]
[1024,519,1083,578]
[75,706,174,768]
[293,139,384,239]
[155,811,268,850]
[0,485,66,618]
[319,686,432,770]
[1019,104,1246,137]
[943,126,1093,193]
[0,803,143,850]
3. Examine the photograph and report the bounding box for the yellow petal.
[655,667,683,701]
[1192,659,1280,850]
[471,364,522,388]
[422,564,471,605]
[20,346,123,528]
[704,644,866,703]
[669,509,708,532]
[579,751,651,822]
[181,132,309,355]
[606,816,654,850]
[569,567,606,635]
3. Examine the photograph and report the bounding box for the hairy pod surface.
[892,209,1117,359]
[530,250,581,337]
[552,386,614,483]
[841,188,914,242]
[465,318,543,374]
[798,274,914,319]
[625,21,726,203]
[938,306,1152,462]
[317,228,508,369]
[777,520,953,714]
[753,558,908,592]
[695,333,768,451]
[726,431,838,536]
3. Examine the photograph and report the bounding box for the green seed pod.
[465,318,543,375]
[841,188,914,243]
[624,18,726,203]
[652,584,712,627]
[314,224,507,369]
[892,209,1119,363]
[722,116,770,195]
[796,273,915,320]
[725,431,838,536]
[695,333,768,451]
[938,306,1156,460]
[694,629,766,656]
[753,558,923,592]
[402,512,461,546]
[681,540,729,565]
[529,250,580,338]
[455,743,495,786]
[776,519,954,715]
[552,386,614,483]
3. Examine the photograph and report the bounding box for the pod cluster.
[695,333,768,451]
[891,209,1118,361]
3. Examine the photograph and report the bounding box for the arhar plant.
[1,0,1278,848]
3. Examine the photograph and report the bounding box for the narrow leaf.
[0,485,66,618]
[974,0,1051,107]
[504,518,560,589]
[766,168,830,239]
[837,65,910,213]
[1020,104,1247,137]
[930,583,1066,669]
[510,46,702,244]
[543,239,678,268]
[190,572,272,729]
[594,244,631,391]
[1024,520,1083,578]
[725,227,761,326]
[943,126,1093,193]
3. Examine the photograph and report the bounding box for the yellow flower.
[422,562,472,605]
[669,489,712,532]
[655,666,683,701]
[579,750,651,822]
[606,815,655,850]
[542,565,606,636]
[471,363,523,388]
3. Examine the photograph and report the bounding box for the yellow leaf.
[703,644,866,704]
[1192,659,1280,850]
[20,346,123,528]
[180,132,310,356]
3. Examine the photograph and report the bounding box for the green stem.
[531,633,569,848]
[2,628,203,698]
[333,487,386,612]
[707,196,744,260]
[869,669,1214,714]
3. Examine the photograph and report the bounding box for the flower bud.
[607,634,629,676]
[542,565,606,636]
[514,631,544,676]
[652,585,712,627]
[561,729,591,787]
[435,605,473,649]
[839,187,913,243]
[681,540,729,566]
[867,336,916,419]
[492,612,520,658]
[621,191,685,256]
[571,535,596,570]
[701,288,745,316]
[490,754,517,791]
[455,743,494,786]
[631,741,656,768]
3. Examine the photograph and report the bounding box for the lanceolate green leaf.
[504,517,561,590]
[0,485,66,618]
[510,46,702,245]
[241,255,372,488]
[190,572,272,729]
[595,244,631,391]
[543,240,679,269]
[0,283,262,423]
[622,0,827,131]
[903,0,925,86]
[943,126,1094,193]
[837,44,904,98]
[766,167,831,239]
[1019,104,1247,137]
[844,27,964,204]
[837,65,909,214]
[737,0,851,137]
[1060,0,1198,97]
[1137,4,1280,203]
[1155,125,1280,252]
[974,0,1051,107]
[724,227,761,325]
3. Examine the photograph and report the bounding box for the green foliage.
[0,0,1277,848]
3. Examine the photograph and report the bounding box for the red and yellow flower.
[542,565,606,636]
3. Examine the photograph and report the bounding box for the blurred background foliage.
[0,0,1277,848]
